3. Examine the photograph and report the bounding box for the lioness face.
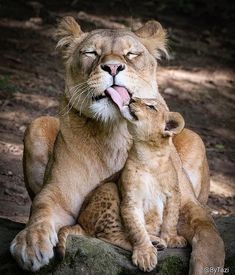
[56,17,168,123]
[125,98,185,142]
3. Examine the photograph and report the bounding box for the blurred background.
[0,0,234,222]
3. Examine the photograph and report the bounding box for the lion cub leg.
[160,196,187,248]
[79,182,132,251]
[56,224,87,259]
[96,224,132,251]
[145,211,167,250]
[121,198,158,272]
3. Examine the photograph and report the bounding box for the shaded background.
[0,0,234,222]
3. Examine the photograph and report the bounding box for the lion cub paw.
[164,235,187,248]
[150,235,167,251]
[132,244,157,272]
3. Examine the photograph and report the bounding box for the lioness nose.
[101,64,125,76]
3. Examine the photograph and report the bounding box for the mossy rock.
[0,217,234,275]
[36,235,190,275]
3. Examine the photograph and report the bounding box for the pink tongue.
[106,86,130,110]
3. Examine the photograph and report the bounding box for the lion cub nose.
[101,63,125,76]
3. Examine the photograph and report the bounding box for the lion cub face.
[124,98,185,143]
[56,17,167,122]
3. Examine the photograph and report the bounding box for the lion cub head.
[122,98,185,144]
[56,17,168,123]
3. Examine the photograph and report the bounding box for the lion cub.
[120,98,187,272]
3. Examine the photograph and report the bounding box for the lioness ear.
[163,112,185,137]
[55,16,84,60]
[134,20,168,60]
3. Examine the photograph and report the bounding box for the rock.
[0,218,25,275]
[163,87,178,96]
[7,171,13,176]
[215,216,235,272]
[19,125,26,133]
[0,217,234,275]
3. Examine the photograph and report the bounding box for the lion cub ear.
[163,112,185,137]
[134,21,168,60]
[55,16,85,60]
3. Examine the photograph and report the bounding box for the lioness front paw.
[132,244,157,272]
[163,235,187,248]
[10,223,58,271]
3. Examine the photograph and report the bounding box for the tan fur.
[120,98,187,271]
[56,182,131,255]
[23,116,59,199]
[56,181,165,258]
[10,17,224,274]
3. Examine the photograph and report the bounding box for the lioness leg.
[174,129,224,274]
[197,156,210,204]
[178,201,225,275]
[173,128,210,205]
[10,183,75,271]
[23,116,59,200]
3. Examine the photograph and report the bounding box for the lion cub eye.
[147,105,157,111]
[83,51,98,58]
[126,52,140,60]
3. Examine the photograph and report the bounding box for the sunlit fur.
[120,99,187,271]
[56,17,168,123]
[10,17,225,274]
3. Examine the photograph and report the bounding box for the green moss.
[160,256,187,275]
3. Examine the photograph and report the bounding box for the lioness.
[10,17,224,274]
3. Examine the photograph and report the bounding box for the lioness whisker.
[79,88,94,115]
[70,89,90,115]
[59,86,89,116]
[69,81,88,90]
[59,89,81,116]
[68,86,92,114]
[64,89,90,116]
[59,84,85,114]
[78,89,92,115]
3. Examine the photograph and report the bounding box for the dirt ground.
[0,0,234,223]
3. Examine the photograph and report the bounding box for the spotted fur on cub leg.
[56,224,87,259]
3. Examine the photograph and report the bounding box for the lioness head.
[56,17,168,123]
[124,98,185,142]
